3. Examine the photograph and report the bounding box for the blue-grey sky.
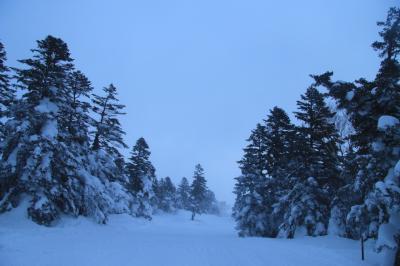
[0,0,396,204]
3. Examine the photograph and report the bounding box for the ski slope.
[0,203,383,266]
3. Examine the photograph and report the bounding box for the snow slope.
[0,203,383,266]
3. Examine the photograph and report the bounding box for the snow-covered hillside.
[0,202,383,266]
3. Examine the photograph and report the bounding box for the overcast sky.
[0,0,396,204]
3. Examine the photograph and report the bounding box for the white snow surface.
[0,202,384,266]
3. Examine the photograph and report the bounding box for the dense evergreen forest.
[0,36,219,225]
[233,7,400,259]
[0,5,399,265]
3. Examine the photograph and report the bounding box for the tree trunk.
[361,235,364,261]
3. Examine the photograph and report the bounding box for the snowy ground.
[0,203,383,266]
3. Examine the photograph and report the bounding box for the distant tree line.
[233,7,400,262]
[0,36,219,225]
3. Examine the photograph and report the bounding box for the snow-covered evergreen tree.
[61,70,93,143]
[91,84,127,153]
[328,143,359,237]
[156,177,177,213]
[126,137,156,219]
[233,101,338,238]
[0,41,14,141]
[0,36,133,225]
[275,176,330,238]
[244,88,342,238]
[263,107,298,237]
[264,107,295,180]
[0,36,77,224]
[204,189,219,215]
[61,70,132,223]
[313,7,400,261]
[294,86,341,188]
[0,41,15,203]
[233,124,270,236]
[276,86,341,237]
[177,177,191,210]
[91,84,128,183]
[190,164,208,220]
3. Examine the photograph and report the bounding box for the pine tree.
[275,176,330,238]
[126,137,156,219]
[264,107,294,180]
[0,41,15,203]
[327,107,356,236]
[294,86,341,187]
[232,124,270,236]
[177,177,191,210]
[163,177,176,211]
[91,83,128,183]
[372,7,400,68]
[157,177,177,212]
[91,84,127,154]
[328,142,358,237]
[274,86,341,237]
[264,106,300,192]
[313,7,400,258]
[263,107,299,237]
[59,69,132,223]
[190,164,208,220]
[61,70,93,143]
[0,36,133,225]
[204,189,219,215]
[153,177,162,211]
[0,41,14,141]
[0,36,75,224]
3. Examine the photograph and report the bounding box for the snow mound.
[377,115,399,130]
